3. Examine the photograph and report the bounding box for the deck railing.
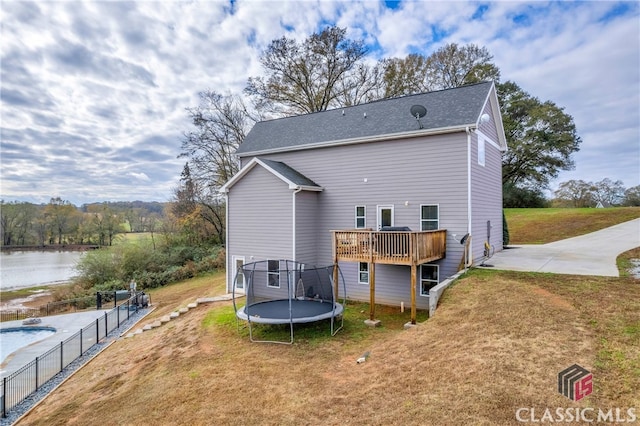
[332,229,446,265]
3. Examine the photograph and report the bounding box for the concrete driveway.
[485,218,640,277]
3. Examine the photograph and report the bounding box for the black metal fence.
[0,296,96,323]
[1,296,141,418]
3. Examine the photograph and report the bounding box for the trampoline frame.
[233,260,346,344]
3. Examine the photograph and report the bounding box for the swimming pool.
[1,327,56,363]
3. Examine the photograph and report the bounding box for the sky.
[1,0,638,206]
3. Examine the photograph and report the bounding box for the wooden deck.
[332,229,446,266]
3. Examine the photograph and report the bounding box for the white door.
[232,256,245,294]
[377,205,394,230]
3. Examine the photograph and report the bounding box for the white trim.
[267,259,280,288]
[419,204,439,231]
[292,188,303,260]
[220,157,323,193]
[477,134,486,167]
[355,205,366,229]
[232,255,245,294]
[225,194,230,292]
[236,125,473,158]
[358,262,369,285]
[476,81,507,151]
[475,129,501,151]
[376,205,394,230]
[466,127,473,256]
[419,264,439,297]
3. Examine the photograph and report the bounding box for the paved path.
[486,218,640,276]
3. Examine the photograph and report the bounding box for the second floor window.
[420,204,439,231]
[355,206,366,228]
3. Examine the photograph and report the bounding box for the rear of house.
[222,81,506,312]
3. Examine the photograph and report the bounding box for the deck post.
[410,263,417,324]
[333,232,339,302]
[369,262,376,321]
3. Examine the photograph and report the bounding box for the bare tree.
[592,178,625,206]
[180,91,254,191]
[246,26,368,115]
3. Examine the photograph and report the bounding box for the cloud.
[1,0,638,206]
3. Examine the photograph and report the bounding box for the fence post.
[80,329,83,356]
[2,376,7,418]
[117,303,120,326]
[60,341,64,371]
[96,318,99,343]
[47,303,50,316]
[35,356,39,390]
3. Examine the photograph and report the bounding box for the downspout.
[292,187,303,261]
[224,193,230,292]
[466,127,473,264]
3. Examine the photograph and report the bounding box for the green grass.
[504,207,639,244]
[203,300,429,344]
[0,286,53,303]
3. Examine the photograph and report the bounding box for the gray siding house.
[221,81,507,322]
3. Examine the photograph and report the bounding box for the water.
[0,327,56,363]
[0,251,84,290]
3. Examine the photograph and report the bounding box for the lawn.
[10,209,640,425]
[504,207,639,244]
[17,250,640,425]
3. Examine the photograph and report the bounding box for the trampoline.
[233,260,346,344]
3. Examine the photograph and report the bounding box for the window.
[420,264,439,296]
[358,262,369,285]
[478,135,486,166]
[267,260,280,288]
[233,256,245,290]
[420,205,439,231]
[355,206,366,228]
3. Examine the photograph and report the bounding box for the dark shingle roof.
[236,81,493,156]
[258,158,321,188]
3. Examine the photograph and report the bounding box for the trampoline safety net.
[233,260,346,343]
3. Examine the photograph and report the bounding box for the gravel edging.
[1,308,152,426]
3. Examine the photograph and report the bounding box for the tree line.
[0,198,168,247]
[175,26,588,242]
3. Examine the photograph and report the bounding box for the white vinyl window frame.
[267,259,280,288]
[478,134,486,167]
[419,264,439,296]
[358,262,369,285]
[355,205,366,229]
[420,204,439,231]
[232,256,245,291]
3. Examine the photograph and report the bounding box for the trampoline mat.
[238,299,343,324]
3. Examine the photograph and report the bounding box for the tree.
[592,178,625,206]
[180,91,252,191]
[553,180,595,207]
[382,43,500,98]
[502,182,548,208]
[43,197,80,245]
[623,185,640,206]
[245,26,369,114]
[499,81,581,191]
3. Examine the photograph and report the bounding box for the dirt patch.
[531,286,575,310]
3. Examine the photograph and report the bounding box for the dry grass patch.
[18,267,639,426]
[505,207,640,244]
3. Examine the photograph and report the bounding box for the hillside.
[17,255,640,425]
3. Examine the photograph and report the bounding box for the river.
[0,250,84,291]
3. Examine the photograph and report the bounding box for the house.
[221,81,507,323]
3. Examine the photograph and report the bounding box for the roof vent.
[410,105,427,129]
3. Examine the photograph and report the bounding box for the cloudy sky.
[1,1,638,206]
